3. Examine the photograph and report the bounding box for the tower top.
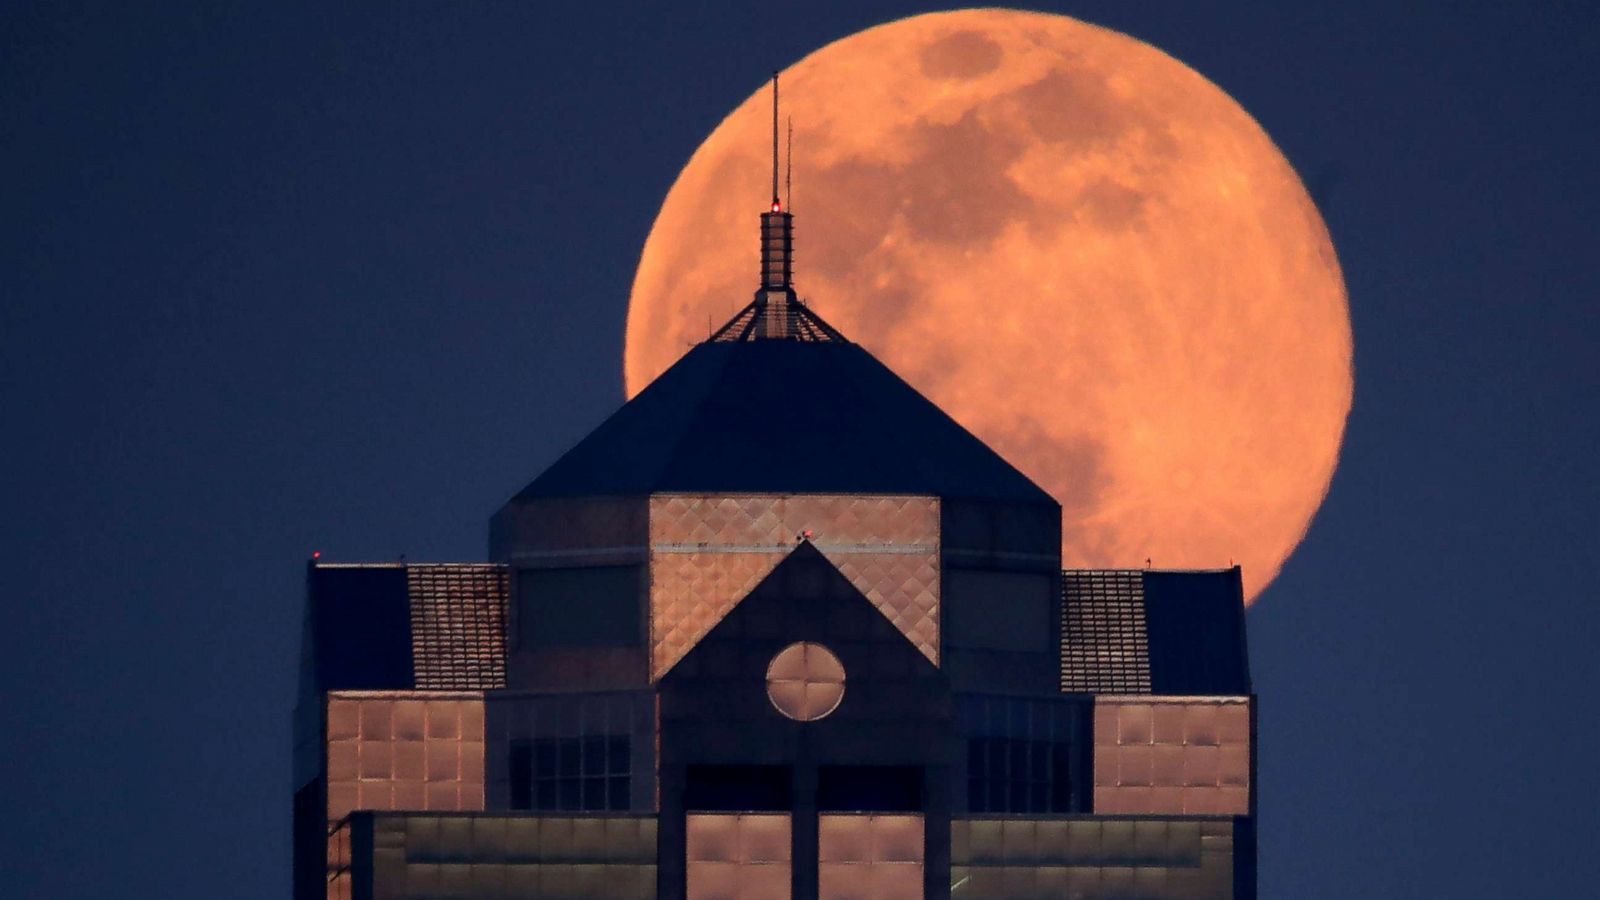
[706,70,843,342]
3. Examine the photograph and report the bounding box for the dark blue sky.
[3,3,1596,897]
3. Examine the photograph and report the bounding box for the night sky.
[3,3,1596,898]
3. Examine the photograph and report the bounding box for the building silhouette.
[292,90,1257,899]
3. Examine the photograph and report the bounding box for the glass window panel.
[509,742,532,810]
[583,777,607,810]
[517,566,641,647]
[608,736,630,774]
[535,781,557,810]
[1029,741,1049,781]
[1029,782,1048,813]
[967,734,1082,813]
[609,777,631,811]
[559,779,581,810]
[558,739,580,778]
[985,739,1006,780]
[535,742,558,778]
[1007,742,1028,778]
[1050,744,1073,812]
[583,737,607,776]
[1010,699,1030,733]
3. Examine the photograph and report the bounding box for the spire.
[759,72,793,292]
[707,70,845,344]
[771,71,781,210]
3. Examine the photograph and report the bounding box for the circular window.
[765,641,846,722]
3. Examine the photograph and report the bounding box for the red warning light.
[802,529,813,539]
[772,201,782,213]
[312,550,322,560]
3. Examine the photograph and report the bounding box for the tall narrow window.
[509,742,532,810]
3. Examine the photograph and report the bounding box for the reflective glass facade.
[347,813,658,900]
[950,816,1247,899]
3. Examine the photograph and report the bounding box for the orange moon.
[624,10,1352,604]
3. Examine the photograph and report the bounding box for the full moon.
[625,10,1352,604]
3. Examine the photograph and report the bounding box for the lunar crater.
[920,30,1004,79]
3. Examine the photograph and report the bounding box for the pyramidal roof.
[511,75,1055,507]
[512,336,1053,505]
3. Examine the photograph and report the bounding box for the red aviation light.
[312,550,322,560]
[772,200,782,213]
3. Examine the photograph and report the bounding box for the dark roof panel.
[307,563,512,692]
[512,341,1055,505]
[310,565,414,691]
[1058,567,1252,696]
[1143,568,1252,695]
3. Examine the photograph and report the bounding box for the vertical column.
[793,731,818,900]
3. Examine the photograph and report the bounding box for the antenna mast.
[771,71,780,207]
[758,73,793,294]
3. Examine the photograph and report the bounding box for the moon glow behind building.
[625,10,1353,603]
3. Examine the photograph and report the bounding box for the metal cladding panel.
[826,552,940,659]
[325,693,487,823]
[651,550,789,681]
[648,495,940,679]
[818,814,925,900]
[491,495,649,567]
[326,693,488,900]
[686,813,793,900]
[1092,697,1252,816]
[406,565,508,690]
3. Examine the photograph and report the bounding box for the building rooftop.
[304,563,509,694]
[1060,567,1252,696]
[509,338,1055,506]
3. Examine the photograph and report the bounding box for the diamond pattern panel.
[827,553,939,662]
[648,495,939,679]
[651,495,937,546]
[651,551,789,680]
